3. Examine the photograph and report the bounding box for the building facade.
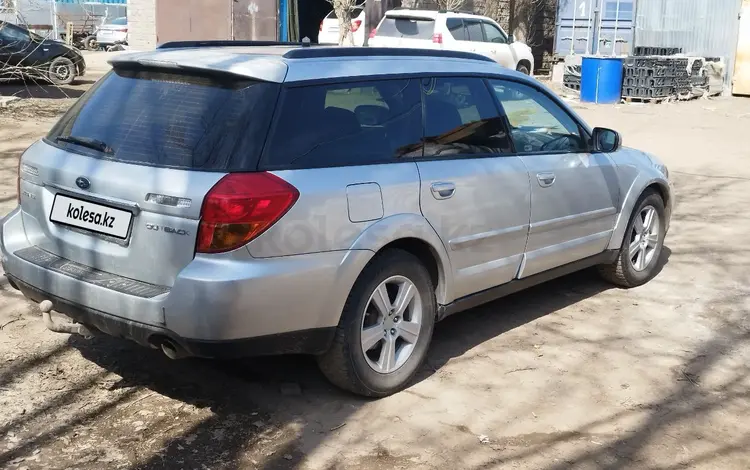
[127,0,278,50]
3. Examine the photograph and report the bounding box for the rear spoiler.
[108,53,288,83]
[383,12,437,21]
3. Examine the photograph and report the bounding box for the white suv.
[368,9,534,74]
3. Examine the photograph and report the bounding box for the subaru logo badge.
[75,176,91,190]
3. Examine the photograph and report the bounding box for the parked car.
[369,9,534,74]
[0,20,86,85]
[95,17,127,50]
[3,43,672,397]
[319,6,366,46]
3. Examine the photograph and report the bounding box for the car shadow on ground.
[61,249,671,469]
[0,80,93,99]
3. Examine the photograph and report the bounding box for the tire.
[599,189,666,288]
[48,57,76,86]
[516,63,531,75]
[84,36,98,51]
[317,249,436,397]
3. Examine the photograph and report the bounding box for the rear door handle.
[537,172,556,187]
[430,182,456,200]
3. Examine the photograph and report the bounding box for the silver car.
[95,17,128,49]
[2,43,672,397]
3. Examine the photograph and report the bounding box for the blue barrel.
[580,57,624,104]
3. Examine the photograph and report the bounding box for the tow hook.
[39,300,95,338]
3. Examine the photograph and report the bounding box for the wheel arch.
[517,58,532,73]
[347,214,455,307]
[60,52,84,75]
[608,175,672,251]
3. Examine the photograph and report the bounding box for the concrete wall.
[155,0,231,44]
[128,0,156,50]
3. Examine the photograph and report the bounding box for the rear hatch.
[370,13,436,48]
[97,17,128,41]
[18,65,280,287]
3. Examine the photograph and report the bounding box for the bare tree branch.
[435,0,465,11]
[326,0,358,46]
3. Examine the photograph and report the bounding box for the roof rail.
[157,40,314,50]
[282,47,495,63]
[438,9,478,15]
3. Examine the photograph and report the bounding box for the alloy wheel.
[629,205,660,272]
[360,275,423,374]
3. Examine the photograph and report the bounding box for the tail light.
[196,173,299,254]
[319,21,323,32]
[369,28,377,39]
[351,20,362,32]
[432,33,443,44]
[115,27,128,32]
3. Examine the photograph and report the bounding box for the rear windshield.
[47,68,280,171]
[110,17,127,25]
[377,17,435,39]
[326,7,364,18]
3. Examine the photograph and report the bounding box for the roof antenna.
[301,37,311,47]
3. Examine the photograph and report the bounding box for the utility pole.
[51,0,59,40]
[508,0,516,34]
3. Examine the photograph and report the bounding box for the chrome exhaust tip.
[159,338,187,360]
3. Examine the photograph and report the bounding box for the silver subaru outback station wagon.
[2,42,672,397]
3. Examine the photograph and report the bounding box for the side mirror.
[592,127,622,152]
[508,34,515,43]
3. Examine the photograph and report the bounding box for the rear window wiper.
[55,136,114,155]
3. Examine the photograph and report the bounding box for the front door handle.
[430,182,456,200]
[537,172,556,187]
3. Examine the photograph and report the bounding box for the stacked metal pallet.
[562,65,582,91]
[622,56,691,100]
[633,47,682,56]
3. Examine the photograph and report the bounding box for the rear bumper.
[9,274,334,358]
[96,32,128,46]
[1,206,371,354]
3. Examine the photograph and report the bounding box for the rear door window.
[46,68,280,170]
[376,16,435,39]
[464,20,485,42]
[421,77,513,157]
[262,79,424,169]
[446,18,466,41]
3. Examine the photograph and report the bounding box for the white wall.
[127,0,156,50]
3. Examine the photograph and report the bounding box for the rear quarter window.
[377,17,435,39]
[46,68,280,171]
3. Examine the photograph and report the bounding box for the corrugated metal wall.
[634,0,742,81]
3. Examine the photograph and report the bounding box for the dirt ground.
[1,81,749,470]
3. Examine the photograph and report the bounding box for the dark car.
[0,21,86,85]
